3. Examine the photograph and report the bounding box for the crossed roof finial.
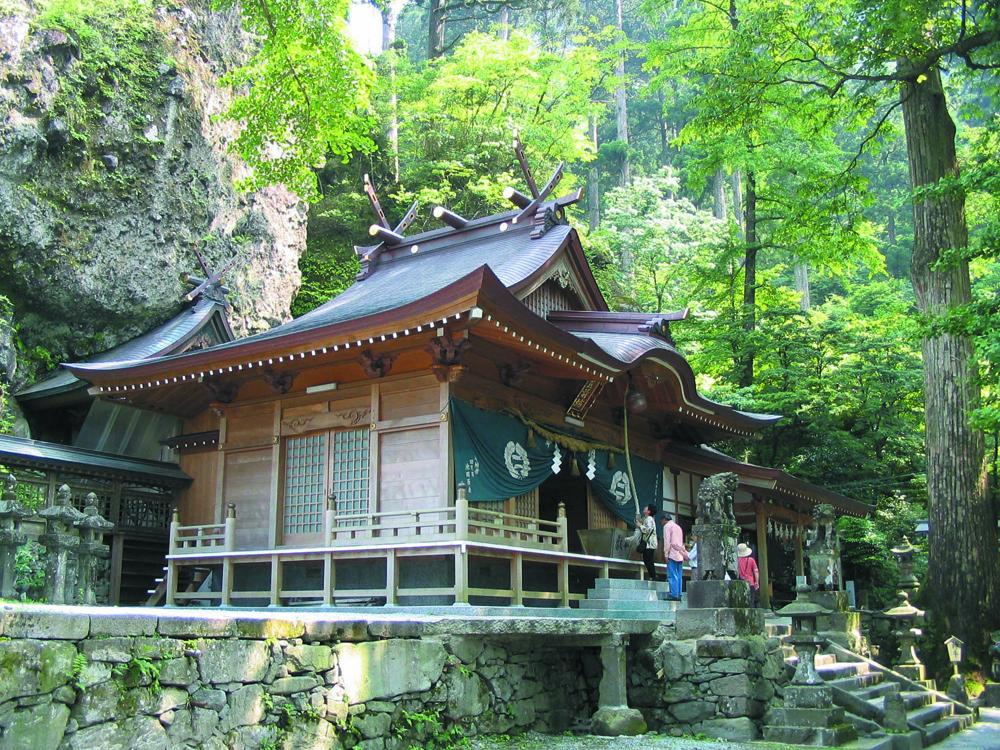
[181,246,241,309]
[355,174,419,280]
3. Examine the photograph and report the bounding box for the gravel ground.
[471,733,790,750]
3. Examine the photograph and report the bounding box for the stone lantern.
[890,536,919,596]
[38,484,85,604]
[883,590,925,682]
[983,631,1000,708]
[763,585,857,746]
[0,474,32,599]
[75,492,113,605]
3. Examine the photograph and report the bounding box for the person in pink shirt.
[737,542,760,607]
[660,513,688,601]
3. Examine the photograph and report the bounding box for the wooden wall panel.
[224,405,274,450]
[378,427,441,513]
[177,450,218,525]
[379,375,440,420]
[223,448,272,550]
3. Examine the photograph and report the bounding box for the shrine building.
[16,155,868,609]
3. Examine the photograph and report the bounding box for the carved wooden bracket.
[498,362,531,388]
[262,369,296,394]
[203,377,238,404]
[428,335,469,366]
[360,349,395,378]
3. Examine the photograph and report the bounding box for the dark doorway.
[539,471,588,553]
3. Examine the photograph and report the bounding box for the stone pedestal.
[676,579,763,639]
[75,494,113,605]
[981,683,1000,708]
[38,485,85,604]
[0,474,31,599]
[589,635,647,737]
[763,685,857,746]
[805,590,862,651]
[687,579,750,609]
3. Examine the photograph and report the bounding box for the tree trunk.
[712,169,728,221]
[384,1,404,182]
[428,0,446,59]
[731,170,744,237]
[901,65,1000,661]
[739,171,757,386]
[794,262,810,311]
[588,116,600,231]
[499,4,510,40]
[614,0,630,186]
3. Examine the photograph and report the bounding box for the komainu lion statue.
[696,472,738,525]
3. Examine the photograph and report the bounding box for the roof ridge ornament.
[181,246,241,309]
[356,173,419,280]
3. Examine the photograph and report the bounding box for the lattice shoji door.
[283,433,327,538]
[330,428,370,525]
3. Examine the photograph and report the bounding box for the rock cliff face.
[0,0,307,396]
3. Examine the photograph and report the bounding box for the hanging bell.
[526,428,536,449]
[607,451,616,470]
[570,453,581,477]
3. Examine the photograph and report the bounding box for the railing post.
[221,503,236,606]
[165,509,179,606]
[456,483,469,541]
[325,493,336,544]
[511,554,523,606]
[269,555,281,607]
[557,501,569,552]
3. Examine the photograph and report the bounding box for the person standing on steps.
[737,542,760,608]
[661,513,688,601]
[636,504,658,581]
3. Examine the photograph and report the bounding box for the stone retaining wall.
[629,630,789,741]
[0,607,601,749]
[0,606,789,749]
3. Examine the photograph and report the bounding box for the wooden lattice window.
[330,428,370,521]
[283,433,328,536]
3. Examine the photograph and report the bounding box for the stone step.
[578,598,679,612]
[585,588,662,602]
[839,736,896,750]
[843,710,884,736]
[593,577,667,589]
[816,653,839,667]
[854,682,897,702]
[581,609,678,622]
[819,661,871,680]
[920,714,975,746]
[826,672,884,692]
[898,690,935,711]
[906,702,952,728]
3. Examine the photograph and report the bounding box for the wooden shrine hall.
[62,146,868,609]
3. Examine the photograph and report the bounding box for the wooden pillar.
[559,559,570,607]
[165,509,179,606]
[386,549,398,605]
[754,498,771,609]
[221,503,236,606]
[109,534,125,606]
[323,554,334,607]
[511,555,523,606]
[269,555,281,606]
[794,519,805,578]
[454,545,469,605]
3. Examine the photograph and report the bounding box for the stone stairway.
[766,621,976,748]
[577,578,682,621]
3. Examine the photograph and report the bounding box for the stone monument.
[75,492,114,605]
[0,474,31,599]
[676,472,762,639]
[38,484,85,604]
[805,503,842,592]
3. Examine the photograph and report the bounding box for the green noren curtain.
[450,398,662,524]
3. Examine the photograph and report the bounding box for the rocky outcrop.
[0,0,307,390]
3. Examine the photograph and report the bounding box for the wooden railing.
[164,487,639,608]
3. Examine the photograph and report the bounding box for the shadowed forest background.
[0,0,997,671]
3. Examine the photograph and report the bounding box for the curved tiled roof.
[17,297,232,402]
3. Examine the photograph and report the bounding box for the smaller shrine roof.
[0,434,191,487]
[17,297,233,405]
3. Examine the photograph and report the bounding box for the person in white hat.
[736,542,760,608]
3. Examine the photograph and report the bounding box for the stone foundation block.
[697,716,758,741]
[675,608,763,639]
[762,724,856,746]
[668,700,715,723]
[768,706,846,727]
[1,611,89,640]
[982,683,1000,708]
[590,706,647,736]
[889,730,924,750]
[696,638,751,659]
[0,700,69,750]
[783,684,833,708]
[335,639,447,704]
